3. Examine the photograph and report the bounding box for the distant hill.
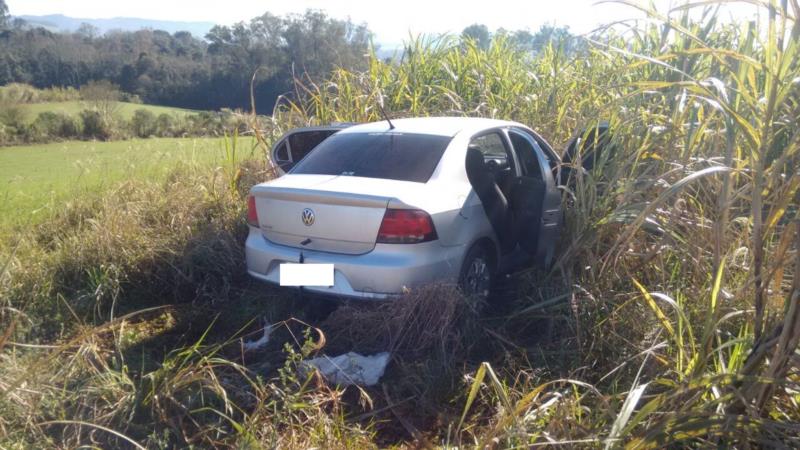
[15,14,215,37]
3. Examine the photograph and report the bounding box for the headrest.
[465,146,490,188]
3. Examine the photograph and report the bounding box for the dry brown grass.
[320,285,480,360]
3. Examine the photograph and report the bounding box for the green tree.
[511,25,576,54]
[155,113,175,137]
[76,22,99,39]
[205,10,370,111]
[462,24,491,50]
[79,109,111,140]
[131,109,157,138]
[0,0,9,29]
[282,10,370,79]
[0,9,371,113]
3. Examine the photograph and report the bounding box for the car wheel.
[459,244,495,309]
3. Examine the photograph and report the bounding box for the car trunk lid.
[251,175,406,255]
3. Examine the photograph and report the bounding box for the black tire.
[458,243,495,307]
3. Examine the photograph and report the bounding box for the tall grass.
[2,0,799,447]
[271,0,800,444]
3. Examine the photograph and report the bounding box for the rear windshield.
[290,132,452,183]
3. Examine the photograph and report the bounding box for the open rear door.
[507,128,563,268]
[271,125,352,174]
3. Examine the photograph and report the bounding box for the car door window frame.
[273,139,293,167]
[506,129,543,180]
[271,126,346,172]
[521,128,559,164]
[468,128,519,175]
[511,127,561,184]
[506,129,554,186]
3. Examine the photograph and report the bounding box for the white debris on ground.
[302,352,391,386]
[243,323,274,351]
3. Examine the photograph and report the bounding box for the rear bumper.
[245,227,463,299]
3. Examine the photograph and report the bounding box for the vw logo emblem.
[301,208,315,226]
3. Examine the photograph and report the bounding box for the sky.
[7,0,760,45]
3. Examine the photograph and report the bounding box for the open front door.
[271,125,351,174]
[506,128,563,268]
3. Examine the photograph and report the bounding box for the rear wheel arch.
[459,238,498,302]
[466,237,498,273]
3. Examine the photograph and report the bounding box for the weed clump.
[321,285,480,360]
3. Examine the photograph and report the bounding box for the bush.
[0,83,81,103]
[131,109,157,138]
[79,80,121,104]
[0,83,40,103]
[79,109,111,140]
[155,113,176,137]
[30,111,81,141]
[184,109,249,137]
[80,80,121,120]
[121,92,143,104]
[0,123,11,144]
[0,102,28,129]
[0,101,29,144]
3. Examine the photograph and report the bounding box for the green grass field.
[0,137,258,226]
[20,101,198,123]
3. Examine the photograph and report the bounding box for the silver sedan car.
[245,117,563,300]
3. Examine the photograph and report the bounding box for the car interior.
[465,130,546,256]
[507,131,547,254]
[274,129,341,170]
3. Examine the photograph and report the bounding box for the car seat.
[465,146,515,252]
[509,177,546,254]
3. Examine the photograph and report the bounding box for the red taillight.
[247,194,259,227]
[377,209,437,244]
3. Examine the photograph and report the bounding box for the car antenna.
[377,92,395,130]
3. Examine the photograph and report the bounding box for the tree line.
[0,0,576,115]
[0,5,371,113]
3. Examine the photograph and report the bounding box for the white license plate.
[279,263,334,287]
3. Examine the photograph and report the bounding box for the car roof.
[336,116,523,137]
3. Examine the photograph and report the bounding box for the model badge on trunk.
[301,208,315,226]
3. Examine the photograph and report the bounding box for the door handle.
[542,209,559,218]
[542,209,560,223]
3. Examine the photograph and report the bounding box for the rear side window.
[287,130,338,161]
[471,133,508,158]
[290,132,452,183]
[274,141,290,161]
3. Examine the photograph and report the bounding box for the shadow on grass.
[109,237,574,447]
